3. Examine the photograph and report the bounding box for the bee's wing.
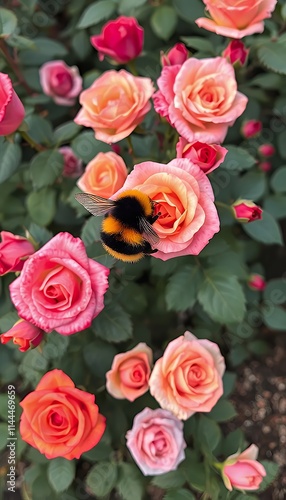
[139,217,160,247]
[75,193,116,216]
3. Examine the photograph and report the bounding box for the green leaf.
[180,451,206,492]
[117,462,144,500]
[152,470,186,490]
[41,332,69,360]
[92,303,132,343]
[53,122,81,145]
[0,140,21,184]
[25,115,53,146]
[208,400,237,422]
[263,279,286,305]
[47,458,75,493]
[72,131,111,163]
[19,37,67,66]
[172,0,204,22]
[258,38,286,75]
[164,490,195,500]
[27,223,53,246]
[151,258,179,277]
[82,441,112,462]
[151,6,178,41]
[81,216,103,245]
[0,8,17,37]
[77,1,116,29]
[233,172,266,201]
[243,210,283,245]
[262,304,286,331]
[27,187,57,226]
[118,0,147,15]
[0,422,8,451]
[221,429,244,457]
[86,241,116,268]
[86,462,118,497]
[270,166,286,193]
[0,311,19,333]
[277,129,286,159]
[221,146,256,171]
[6,34,35,50]
[199,235,229,258]
[198,270,246,324]
[229,344,249,367]
[119,282,147,314]
[83,340,117,379]
[30,150,64,189]
[166,266,202,311]
[222,371,237,398]
[264,195,286,219]
[258,461,280,492]
[181,36,214,53]
[197,415,222,452]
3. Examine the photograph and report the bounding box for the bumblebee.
[75,189,160,262]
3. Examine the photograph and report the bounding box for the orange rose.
[106,343,153,401]
[77,152,128,198]
[20,369,106,460]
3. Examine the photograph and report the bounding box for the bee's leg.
[143,242,158,254]
[148,248,158,254]
[149,212,161,224]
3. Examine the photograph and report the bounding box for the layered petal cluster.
[0,73,25,136]
[0,231,35,276]
[222,445,267,491]
[176,138,228,174]
[1,319,43,352]
[39,60,82,106]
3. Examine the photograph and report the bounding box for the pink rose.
[126,407,186,475]
[39,60,82,106]
[258,144,275,157]
[259,161,272,172]
[241,119,262,139]
[90,16,144,64]
[77,152,128,199]
[232,200,263,223]
[0,73,25,136]
[1,319,43,352]
[149,331,225,420]
[114,158,219,260]
[153,57,247,144]
[222,40,249,67]
[196,0,277,39]
[176,138,228,174]
[106,343,153,401]
[161,43,188,67]
[9,232,110,335]
[248,274,266,291]
[0,231,35,276]
[59,147,83,178]
[222,445,266,491]
[74,70,154,144]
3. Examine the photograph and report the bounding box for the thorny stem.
[0,39,34,95]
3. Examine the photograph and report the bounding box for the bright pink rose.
[39,60,82,106]
[77,152,128,199]
[106,343,153,401]
[9,233,110,335]
[232,200,263,223]
[222,40,249,67]
[258,144,275,157]
[248,274,266,291]
[90,16,144,64]
[241,120,262,139]
[222,445,266,491]
[126,407,186,475]
[161,43,188,67]
[59,147,83,178]
[74,70,154,144]
[1,319,43,352]
[153,57,247,144]
[196,0,277,39]
[259,161,272,172]
[176,138,228,174]
[149,332,225,420]
[0,73,25,136]
[114,158,220,260]
[0,231,35,276]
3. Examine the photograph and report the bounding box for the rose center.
[187,363,204,386]
[51,72,73,95]
[51,412,64,426]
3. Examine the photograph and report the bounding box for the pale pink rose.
[176,138,228,174]
[222,445,266,491]
[59,147,83,178]
[1,319,43,352]
[149,331,225,420]
[196,0,277,39]
[248,274,266,291]
[114,158,220,260]
[0,72,25,136]
[126,407,186,475]
[39,60,82,106]
[161,43,188,67]
[153,57,248,144]
[74,70,155,144]
[106,343,153,401]
[0,231,35,276]
[77,152,128,199]
[9,233,110,335]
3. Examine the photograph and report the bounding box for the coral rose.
[114,158,220,260]
[176,138,228,174]
[59,146,83,178]
[1,319,43,352]
[77,152,128,199]
[39,60,82,106]
[20,369,106,460]
[90,16,144,64]
[126,407,186,475]
[153,57,248,144]
[149,331,225,420]
[74,70,155,144]
[0,231,35,276]
[0,72,25,136]
[196,0,277,39]
[9,232,109,335]
[106,343,153,401]
[222,445,266,491]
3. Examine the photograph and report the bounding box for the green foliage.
[257,36,286,74]
[77,1,117,29]
[30,150,64,189]
[166,265,203,311]
[117,462,145,500]
[0,140,21,183]
[85,462,118,497]
[243,210,283,245]
[47,458,75,493]
[92,303,133,343]
[151,6,178,41]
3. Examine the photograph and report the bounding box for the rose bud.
[90,16,144,64]
[39,60,82,106]
[161,43,188,67]
[258,144,275,157]
[222,444,266,491]
[232,200,263,223]
[0,72,25,136]
[248,274,266,291]
[0,231,35,276]
[176,137,228,174]
[259,161,272,172]
[222,40,249,67]
[1,319,44,352]
[59,146,83,178]
[241,120,262,139]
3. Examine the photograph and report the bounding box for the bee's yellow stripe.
[101,216,122,234]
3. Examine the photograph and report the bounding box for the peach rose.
[114,158,219,260]
[176,138,228,174]
[77,152,128,199]
[20,369,106,460]
[74,70,155,144]
[126,407,186,475]
[149,331,225,420]
[196,0,277,39]
[106,343,152,401]
[222,445,266,491]
[153,57,248,144]
[39,60,82,106]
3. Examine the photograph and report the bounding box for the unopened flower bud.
[248,274,266,291]
[241,120,262,139]
[232,200,263,223]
